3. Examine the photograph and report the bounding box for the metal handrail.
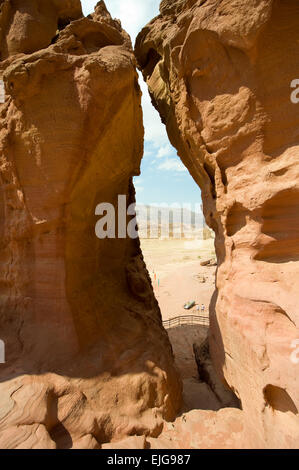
[162,314,209,329]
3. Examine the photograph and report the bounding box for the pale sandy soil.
[140,238,219,411]
[140,238,216,321]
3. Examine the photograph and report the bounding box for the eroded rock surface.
[0,0,181,448]
[136,0,299,448]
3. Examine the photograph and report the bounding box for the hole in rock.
[226,202,248,237]
[264,385,298,414]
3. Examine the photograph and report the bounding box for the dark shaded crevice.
[220,166,228,192]
[50,33,59,45]
[226,202,248,236]
[50,18,70,43]
[49,422,73,449]
[193,339,242,409]
[203,162,216,200]
[57,18,71,31]
[142,48,162,80]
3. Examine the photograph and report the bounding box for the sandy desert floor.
[140,238,216,321]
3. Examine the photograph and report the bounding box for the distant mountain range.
[135,204,212,239]
[136,204,204,224]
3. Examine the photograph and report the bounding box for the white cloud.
[157,159,187,173]
[157,144,173,159]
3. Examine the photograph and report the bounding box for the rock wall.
[136,0,299,448]
[0,0,181,448]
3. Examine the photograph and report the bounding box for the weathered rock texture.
[0,0,181,448]
[136,0,299,448]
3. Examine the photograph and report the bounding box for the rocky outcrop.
[0,0,181,448]
[0,0,83,60]
[136,0,299,448]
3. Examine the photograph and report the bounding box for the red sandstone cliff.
[136,0,299,448]
[0,0,298,450]
[0,0,181,448]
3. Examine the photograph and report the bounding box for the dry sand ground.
[140,238,220,411]
[141,238,216,321]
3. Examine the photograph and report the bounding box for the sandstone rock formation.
[0,0,182,448]
[136,0,299,448]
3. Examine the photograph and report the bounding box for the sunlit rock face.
[136,0,299,448]
[0,0,182,448]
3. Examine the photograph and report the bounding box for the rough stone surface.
[193,338,241,410]
[0,0,182,449]
[136,0,299,448]
[147,408,245,449]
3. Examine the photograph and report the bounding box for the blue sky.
[81,1,202,207]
